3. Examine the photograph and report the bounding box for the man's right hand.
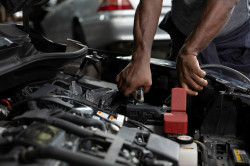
[115,0,162,97]
[115,59,152,97]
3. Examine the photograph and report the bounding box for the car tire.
[72,21,87,45]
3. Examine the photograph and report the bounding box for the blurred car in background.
[41,0,171,56]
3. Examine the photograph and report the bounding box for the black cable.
[58,112,107,132]
[47,117,93,138]
[194,140,209,166]
[55,96,118,128]
[12,95,116,117]
[21,146,114,166]
[126,119,153,133]
[12,95,120,129]
[12,113,94,139]
[51,95,116,116]
[27,100,106,132]
[164,94,171,106]
[200,64,250,84]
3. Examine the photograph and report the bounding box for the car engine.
[0,0,250,166]
[0,47,250,166]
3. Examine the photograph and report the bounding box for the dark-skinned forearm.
[132,0,163,62]
[181,0,239,55]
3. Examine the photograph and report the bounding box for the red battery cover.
[164,88,188,134]
[171,88,186,112]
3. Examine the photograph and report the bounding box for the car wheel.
[72,21,87,45]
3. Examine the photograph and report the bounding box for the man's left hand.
[176,52,208,96]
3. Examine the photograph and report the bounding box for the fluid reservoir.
[178,136,198,166]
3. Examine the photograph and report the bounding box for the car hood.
[0,0,88,93]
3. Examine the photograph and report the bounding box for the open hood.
[0,0,88,93]
[0,24,88,93]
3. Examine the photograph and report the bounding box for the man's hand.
[115,0,162,97]
[174,0,238,96]
[177,51,208,96]
[115,59,152,97]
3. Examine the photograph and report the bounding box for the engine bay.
[0,47,250,166]
[0,1,250,165]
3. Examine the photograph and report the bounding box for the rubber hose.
[194,140,209,166]
[60,112,107,132]
[22,146,115,166]
[47,117,93,138]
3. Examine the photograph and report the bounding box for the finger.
[186,89,199,96]
[119,81,127,94]
[183,73,203,91]
[191,73,208,87]
[124,87,135,97]
[195,68,206,78]
[118,73,128,91]
[181,83,198,96]
[120,81,133,97]
[121,83,136,97]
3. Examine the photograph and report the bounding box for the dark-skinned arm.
[177,0,240,96]
[115,0,163,97]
